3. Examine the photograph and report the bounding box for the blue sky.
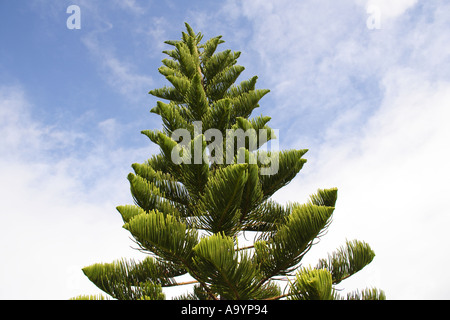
[1,0,450,299]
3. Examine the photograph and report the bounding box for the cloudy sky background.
[1,0,449,299]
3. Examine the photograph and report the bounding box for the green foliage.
[81,257,169,300]
[288,268,336,300]
[76,23,384,300]
[197,163,248,235]
[70,294,109,300]
[316,239,376,284]
[123,211,199,267]
[345,287,386,300]
[191,233,261,299]
[255,203,335,279]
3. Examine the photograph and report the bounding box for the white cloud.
[216,0,445,121]
[0,86,87,161]
[135,16,172,54]
[101,54,153,98]
[215,0,371,135]
[273,67,450,299]
[81,22,154,101]
[0,86,152,299]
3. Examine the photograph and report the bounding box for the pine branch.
[316,239,375,284]
[171,280,199,286]
[264,293,289,300]
[236,244,254,251]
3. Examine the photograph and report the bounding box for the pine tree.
[74,23,385,300]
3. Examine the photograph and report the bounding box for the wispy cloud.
[212,1,450,148]
[112,0,148,15]
[0,86,86,162]
[82,26,154,101]
[27,0,155,103]
[134,16,173,55]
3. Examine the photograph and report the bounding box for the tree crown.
[74,23,385,301]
